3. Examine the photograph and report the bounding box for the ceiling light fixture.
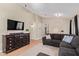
[31,23,36,28]
[54,13,63,17]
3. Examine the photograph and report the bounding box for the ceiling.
[20,3,79,17]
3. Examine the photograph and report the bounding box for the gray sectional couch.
[59,36,79,56]
[42,34,79,56]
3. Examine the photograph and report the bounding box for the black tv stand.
[2,33,30,53]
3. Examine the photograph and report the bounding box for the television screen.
[7,19,24,30]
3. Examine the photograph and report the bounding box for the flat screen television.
[7,19,24,30]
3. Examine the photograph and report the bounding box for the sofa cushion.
[50,34,54,39]
[52,39,61,44]
[60,41,73,48]
[59,47,76,56]
[53,34,61,40]
[50,34,65,40]
[71,36,79,48]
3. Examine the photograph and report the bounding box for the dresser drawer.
[6,44,15,52]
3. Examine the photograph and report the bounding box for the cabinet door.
[21,34,30,46]
[22,37,27,46]
[20,36,25,46]
[14,35,20,48]
[26,33,30,44]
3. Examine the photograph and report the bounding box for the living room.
[0,3,79,56]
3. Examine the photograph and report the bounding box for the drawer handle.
[10,41,12,43]
[10,44,12,46]
[9,47,12,49]
[9,38,12,39]
[20,37,23,38]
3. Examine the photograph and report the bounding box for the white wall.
[42,17,70,34]
[30,15,43,40]
[0,3,43,52]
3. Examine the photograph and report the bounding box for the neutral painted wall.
[0,3,43,52]
[42,17,70,34]
[30,15,43,40]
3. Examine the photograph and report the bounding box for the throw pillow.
[46,35,51,39]
[62,35,73,44]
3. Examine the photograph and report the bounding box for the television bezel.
[7,19,24,30]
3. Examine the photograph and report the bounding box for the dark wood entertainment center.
[2,33,30,53]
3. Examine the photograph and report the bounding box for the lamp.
[31,23,36,28]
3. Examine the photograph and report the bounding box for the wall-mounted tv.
[7,19,24,30]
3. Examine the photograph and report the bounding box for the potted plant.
[26,29,29,33]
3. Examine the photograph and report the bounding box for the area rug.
[37,52,49,56]
[20,43,59,56]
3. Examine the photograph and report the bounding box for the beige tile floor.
[0,39,59,56]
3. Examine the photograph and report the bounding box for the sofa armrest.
[42,37,46,44]
[59,47,76,56]
[60,41,73,48]
[42,37,46,40]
